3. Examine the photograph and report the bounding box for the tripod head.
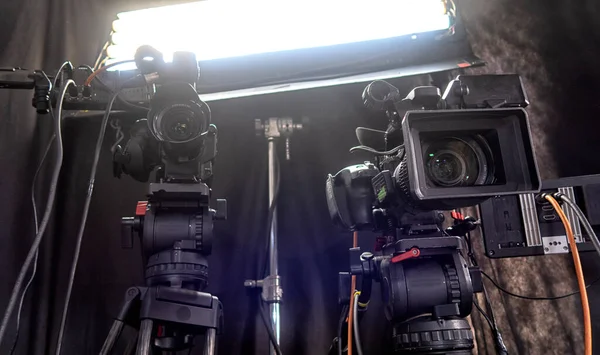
[122,182,226,289]
[347,212,482,353]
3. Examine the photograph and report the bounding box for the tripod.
[100,182,227,355]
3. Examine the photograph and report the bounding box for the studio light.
[107,0,451,64]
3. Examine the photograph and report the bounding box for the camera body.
[113,83,216,183]
[326,75,541,232]
[114,48,216,184]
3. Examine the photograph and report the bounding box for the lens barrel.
[423,135,495,188]
[153,102,205,144]
[147,83,211,161]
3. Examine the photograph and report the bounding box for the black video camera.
[326,74,541,232]
[113,46,216,183]
[326,75,541,354]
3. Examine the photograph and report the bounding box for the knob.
[121,216,140,249]
[360,252,374,261]
[469,266,483,293]
[214,199,227,220]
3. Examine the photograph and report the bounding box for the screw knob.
[360,252,374,261]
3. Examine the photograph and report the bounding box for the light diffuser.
[107,0,451,64]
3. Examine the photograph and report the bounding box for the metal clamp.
[255,117,307,160]
[244,275,283,303]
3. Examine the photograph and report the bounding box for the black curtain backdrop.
[2,0,600,354]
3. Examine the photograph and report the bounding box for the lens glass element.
[155,104,203,143]
[427,150,466,186]
[164,107,196,141]
[424,137,488,187]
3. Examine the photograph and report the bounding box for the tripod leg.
[125,332,138,355]
[203,328,217,355]
[101,287,141,355]
[100,320,125,355]
[135,319,154,355]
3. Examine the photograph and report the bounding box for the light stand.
[245,117,304,354]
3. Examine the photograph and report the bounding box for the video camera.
[327,74,540,231]
[104,47,227,354]
[61,46,226,353]
[96,46,214,184]
[326,74,541,354]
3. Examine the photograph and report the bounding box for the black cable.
[95,78,149,112]
[54,84,127,355]
[464,232,477,266]
[10,69,60,353]
[482,271,600,301]
[0,79,73,347]
[52,62,147,114]
[481,285,508,355]
[336,306,349,355]
[463,233,497,320]
[52,62,74,92]
[79,64,149,113]
[472,300,494,331]
[8,134,56,355]
[473,299,509,355]
[462,229,508,354]
[259,300,283,355]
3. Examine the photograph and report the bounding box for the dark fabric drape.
[2,0,600,354]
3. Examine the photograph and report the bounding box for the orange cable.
[347,231,358,355]
[84,60,135,86]
[545,195,592,355]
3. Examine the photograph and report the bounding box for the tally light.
[107,0,451,63]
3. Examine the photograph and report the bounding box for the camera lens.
[424,136,493,187]
[163,107,196,142]
[427,150,467,186]
[154,103,204,143]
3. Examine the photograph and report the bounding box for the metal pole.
[267,138,281,353]
[135,319,153,355]
[203,328,217,355]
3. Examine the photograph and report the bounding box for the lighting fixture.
[106,0,451,64]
